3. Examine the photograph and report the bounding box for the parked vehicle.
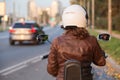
[9,21,45,45]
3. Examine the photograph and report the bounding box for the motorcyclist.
[47,5,106,80]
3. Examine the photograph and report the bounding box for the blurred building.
[50,0,63,24]
[28,0,37,21]
[51,0,62,17]
[0,1,6,25]
[27,0,49,25]
[27,0,63,26]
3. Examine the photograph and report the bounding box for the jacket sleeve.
[47,38,59,77]
[92,37,106,66]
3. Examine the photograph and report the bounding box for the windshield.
[13,23,34,28]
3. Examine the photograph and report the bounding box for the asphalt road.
[0,59,115,80]
[0,59,55,80]
[0,26,63,73]
[0,26,116,80]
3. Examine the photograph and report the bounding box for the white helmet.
[62,5,88,28]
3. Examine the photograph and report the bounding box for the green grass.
[113,30,120,34]
[88,29,120,64]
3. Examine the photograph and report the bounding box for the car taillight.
[9,29,15,33]
[30,26,36,33]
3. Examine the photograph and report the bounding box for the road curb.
[106,57,120,74]
[95,29,120,72]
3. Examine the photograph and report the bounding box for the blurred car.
[9,21,45,45]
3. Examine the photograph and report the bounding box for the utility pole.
[13,0,16,23]
[2,0,6,31]
[108,0,112,34]
[87,0,90,27]
[92,0,95,30]
[84,0,87,8]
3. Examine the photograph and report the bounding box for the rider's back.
[47,34,106,80]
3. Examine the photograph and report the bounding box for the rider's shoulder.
[87,35,98,42]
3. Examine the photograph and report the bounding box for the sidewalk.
[95,29,120,74]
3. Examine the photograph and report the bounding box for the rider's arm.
[92,37,106,66]
[47,38,59,77]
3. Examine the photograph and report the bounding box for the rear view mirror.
[61,25,64,29]
[98,33,111,41]
[37,34,48,42]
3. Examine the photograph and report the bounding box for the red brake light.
[9,29,15,33]
[30,26,36,33]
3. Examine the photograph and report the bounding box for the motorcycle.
[37,33,111,80]
[64,33,111,80]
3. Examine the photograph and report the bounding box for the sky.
[0,0,70,17]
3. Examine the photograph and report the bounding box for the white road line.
[0,55,42,73]
[2,65,27,76]
[0,27,59,75]
[0,52,49,75]
[0,62,26,74]
[31,58,42,63]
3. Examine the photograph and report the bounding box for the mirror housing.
[98,33,111,41]
[37,34,48,42]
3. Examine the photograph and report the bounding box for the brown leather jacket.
[47,33,106,80]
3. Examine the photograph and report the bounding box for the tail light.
[29,26,36,33]
[9,29,15,33]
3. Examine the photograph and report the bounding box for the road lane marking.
[0,27,58,74]
[0,62,26,74]
[31,58,42,63]
[0,52,49,76]
[2,65,27,76]
[0,27,59,75]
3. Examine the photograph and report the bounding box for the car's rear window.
[13,23,34,28]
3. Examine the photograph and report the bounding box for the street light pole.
[2,0,6,31]
[108,0,112,34]
[13,0,16,23]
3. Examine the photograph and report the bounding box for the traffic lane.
[0,26,63,77]
[0,59,55,80]
[44,26,64,41]
[0,42,50,70]
[0,31,9,39]
[0,27,116,80]
[0,26,63,71]
[0,32,50,70]
[0,59,116,80]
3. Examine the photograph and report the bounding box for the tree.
[70,0,80,5]
[69,0,120,31]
